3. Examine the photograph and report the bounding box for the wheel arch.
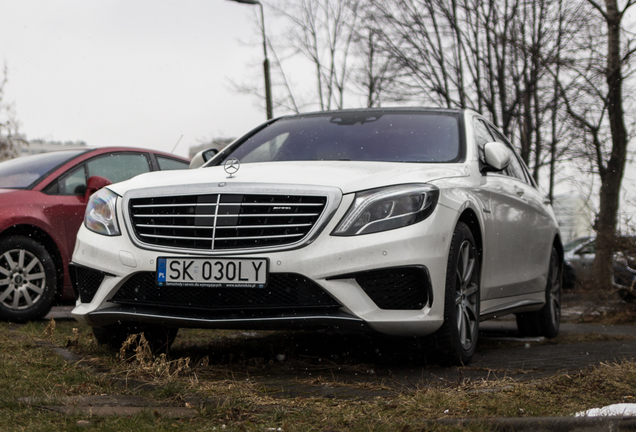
[553,233,564,266]
[0,225,65,301]
[457,208,483,267]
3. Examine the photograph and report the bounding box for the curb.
[435,416,636,431]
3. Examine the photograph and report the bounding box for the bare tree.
[351,15,395,107]
[262,0,363,112]
[369,0,577,195]
[0,65,22,161]
[557,0,636,289]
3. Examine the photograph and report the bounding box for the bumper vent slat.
[128,194,327,250]
[111,272,341,312]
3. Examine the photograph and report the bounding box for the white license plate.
[156,257,268,288]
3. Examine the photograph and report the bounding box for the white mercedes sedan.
[69,108,562,365]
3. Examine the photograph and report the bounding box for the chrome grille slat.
[133,214,215,218]
[140,233,304,241]
[216,224,312,229]
[133,213,320,218]
[133,202,320,208]
[128,193,327,251]
[134,223,312,230]
[133,203,216,208]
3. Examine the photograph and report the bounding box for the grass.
[0,311,634,432]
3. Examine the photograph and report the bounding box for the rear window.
[0,150,87,189]
[222,111,461,164]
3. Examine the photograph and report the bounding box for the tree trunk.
[592,0,629,290]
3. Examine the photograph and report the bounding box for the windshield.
[564,236,593,252]
[0,150,87,189]
[220,111,461,164]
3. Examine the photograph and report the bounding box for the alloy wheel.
[454,240,479,350]
[548,253,562,329]
[0,248,47,310]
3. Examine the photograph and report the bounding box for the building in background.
[189,138,234,159]
[552,193,594,243]
[20,139,87,156]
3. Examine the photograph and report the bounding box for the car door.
[570,240,595,281]
[45,152,153,256]
[477,119,553,298]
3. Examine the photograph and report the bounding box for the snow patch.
[575,403,636,417]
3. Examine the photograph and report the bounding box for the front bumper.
[70,198,458,337]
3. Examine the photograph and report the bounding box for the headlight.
[333,184,439,236]
[84,188,121,236]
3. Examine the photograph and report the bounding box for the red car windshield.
[0,150,87,189]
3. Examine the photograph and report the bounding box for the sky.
[1,0,270,158]
[2,0,636,232]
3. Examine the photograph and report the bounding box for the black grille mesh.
[355,267,430,310]
[70,266,105,303]
[111,272,341,311]
[128,194,327,250]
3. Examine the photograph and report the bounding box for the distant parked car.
[563,236,636,292]
[563,236,594,289]
[0,148,190,322]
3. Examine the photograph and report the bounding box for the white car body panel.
[70,108,561,352]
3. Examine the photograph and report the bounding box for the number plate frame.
[156,257,269,288]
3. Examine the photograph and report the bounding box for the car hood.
[0,188,21,196]
[109,161,468,195]
[0,188,35,202]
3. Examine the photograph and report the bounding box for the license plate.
[156,257,268,288]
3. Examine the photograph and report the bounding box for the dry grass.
[2,289,636,431]
[564,285,636,324]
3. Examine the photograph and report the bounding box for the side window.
[86,153,151,183]
[157,156,189,171]
[58,165,88,195]
[487,125,529,183]
[473,118,494,150]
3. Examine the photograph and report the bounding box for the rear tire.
[0,236,57,322]
[93,323,179,354]
[430,222,480,366]
[516,246,561,338]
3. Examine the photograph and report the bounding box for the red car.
[0,147,190,321]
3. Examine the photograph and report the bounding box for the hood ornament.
[224,157,240,178]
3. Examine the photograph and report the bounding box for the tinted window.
[87,153,151,183]
[473,119,494,149]
[50,153,153,196]
[59,165,87,195]
[0,150,86,189]
[157,156,189,171]
[564,237,593,252]
[222,112,461,164]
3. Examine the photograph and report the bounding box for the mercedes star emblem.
[224,157,240,177]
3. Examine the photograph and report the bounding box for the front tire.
[0,236,57,322]
[430,222,481,366]
[516,246,561,338]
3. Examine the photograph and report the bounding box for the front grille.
[354,267,431,310]
[111,272,341,311]
[128,194,327,251]
[69,265,105,303]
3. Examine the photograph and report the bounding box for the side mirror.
[84,175,112,203]
[189,148,219,169]
[483,141,511,172]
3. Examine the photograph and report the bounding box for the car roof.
[25,146,189,191]
[275,107,464,120]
